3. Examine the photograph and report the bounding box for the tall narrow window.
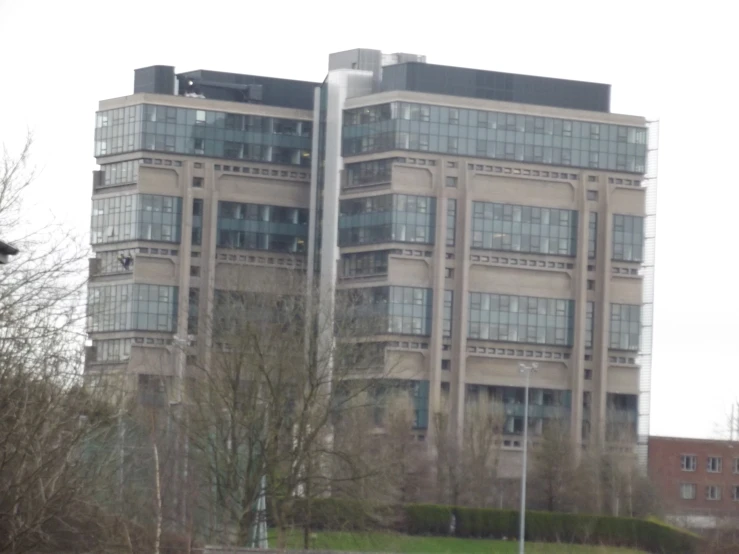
[588,212,598,259]
[446,199,457,247]
[192,199,203,246]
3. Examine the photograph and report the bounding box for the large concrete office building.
[87,49,656,464]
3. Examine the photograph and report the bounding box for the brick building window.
[733,486,739,501]
[734,458,739,474]
[708,456,723,473]
[681,454,697,471]
[706,485,721,501]
[680,484,696,500]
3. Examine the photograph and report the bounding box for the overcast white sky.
[1,0,736,439]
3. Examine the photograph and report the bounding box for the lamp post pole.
[518,362,538,554]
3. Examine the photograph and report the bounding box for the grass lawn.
[275,530,646,553]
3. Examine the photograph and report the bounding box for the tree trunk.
[303,470,312,550]
[153,442,162,554]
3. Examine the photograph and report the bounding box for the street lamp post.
[518,362,538,554]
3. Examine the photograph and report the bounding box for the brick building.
[649,436,739,528]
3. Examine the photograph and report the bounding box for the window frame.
[679,483,696,500]
[706,485,721,501]
[707,456,723,473]
[680,454,697,472]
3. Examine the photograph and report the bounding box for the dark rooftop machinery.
[132,52,611,113]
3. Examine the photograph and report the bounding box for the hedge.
[289,498,396,532]
[285,499,702,553]
[400,504,702,554]
[405,504,453,535]
[454,507,517,539]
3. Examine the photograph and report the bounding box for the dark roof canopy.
[0,240,18,256]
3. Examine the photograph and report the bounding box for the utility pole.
[518,362,538,554]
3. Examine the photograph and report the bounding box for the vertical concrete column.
[450,163,471,443]
[593,184,614,445]
[174,162,193,404]
[427,168,446,444]
[202,163,219,378]
[570,177,589,451]
[306,88,321,300]
[316,70,373,389]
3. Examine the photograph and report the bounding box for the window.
[443,290,453,338]
[706,485,721,501]
[345,158,395,187]
[192,199,203,246]
[87,283,178,333]
[346,286,433,336]
[339,194,436,246]
[192,177,203,188]
[465,384,570,436]
[92,338,132,362]
[734,458,739,474]
[341,102,648,173]
[588,212,598,259]
[708,456,723,473]
[217,201,308,253]
[612,214,644,262]
[606,393,638,440]
[100,160,140,187]
[588,175,598,183]
[446,161,457,168]
[680,484,696,500]
[584,369,592,380]
[93,249,138,274]
[341,250,389,277]
[95,105,310,165]
[446,199,457,247]
[194,162,203,168]
[587,280,595,290]
[585,302,595,349]
[190,266,200,277]
[609,303,640,351]
[681,454,697,472]
[90,194,183,245]
[468,292,574,346]
[441,359,451,371]
[733,486,739,501]
[446,176,458,188]
[188,288,199,335]
[587,190,598,201]
[471,201,578,256]
[444,268,454,278]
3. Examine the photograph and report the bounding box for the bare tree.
[0,135,128,553]
[184,270,401,548]
[431,396,506,508]
[332,388,424,507]
[528,419,578,512]
[459,401,506,507]
[431,407,462,506]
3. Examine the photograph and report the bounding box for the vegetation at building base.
[409,504,700,554]
[290,500,701,554]
[278,529,647,553]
